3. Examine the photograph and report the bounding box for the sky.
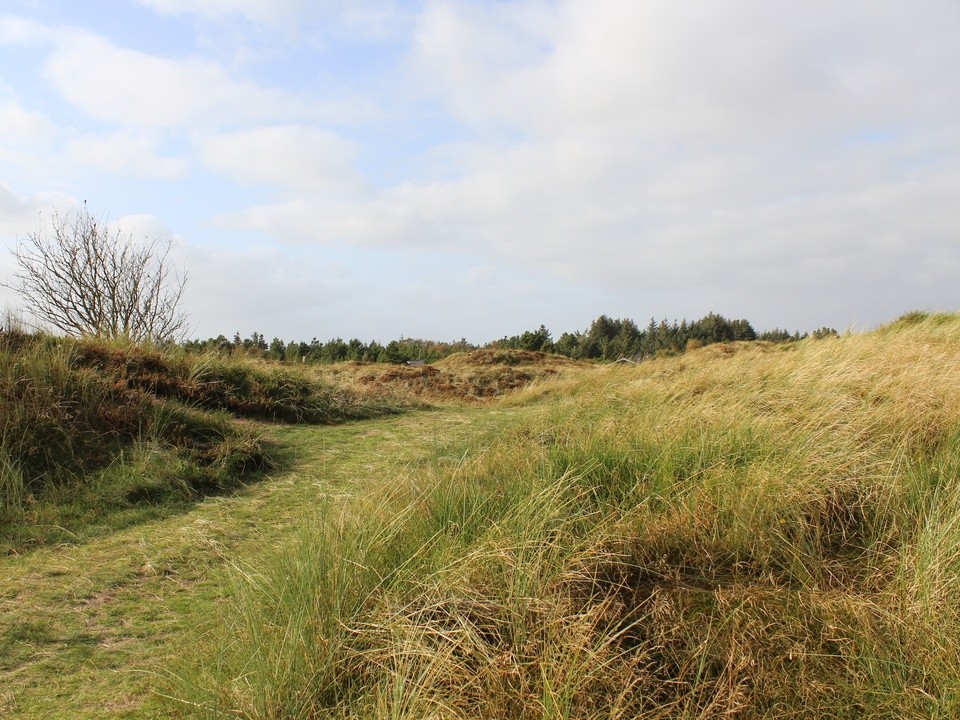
[0,0,958,343]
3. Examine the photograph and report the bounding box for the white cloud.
[413,0,960,143]
[67,132,189,180]
[409,0,556,132]
[0,96,55,145]
[0,183,76,236]
[216,123,960,329]
[0,184,79,314]
[4,1,960,336]
[180,243,351,338]
[200,125,360,192]
[42,30,312,129]
[0,92,70,190]
[388,0,956,324]
[113,213,180,244]
[0,15,50,45]
[337,3,410,40]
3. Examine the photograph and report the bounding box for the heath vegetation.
[174,311,960,719]
[0,330,391,553]
[2,311,959,719]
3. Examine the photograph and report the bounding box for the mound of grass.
[71,341,383,423]
[0,333,387,552]
[319,351,584,405]
[181,312,960,718]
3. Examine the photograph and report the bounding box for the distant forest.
[183,313,839,364]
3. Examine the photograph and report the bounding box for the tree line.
[182,333,475,364]
[184,313,838,365]
[495,313,837,361]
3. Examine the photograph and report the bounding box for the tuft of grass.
[0,450,25,517]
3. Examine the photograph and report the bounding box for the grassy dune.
[4,313,960,718]
[314,348,581,406]
[181,312,960,718]
[0,333,386,552]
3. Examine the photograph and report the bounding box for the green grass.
[0,332,391,553]
[6,314,960,718]
[178,313,960,718]
[0,409,494,718]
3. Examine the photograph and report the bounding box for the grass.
[0,332,392,553]
[0,410,495,718]
[5,313,960,717]
[316,348,580,406]
[177,313,960,718]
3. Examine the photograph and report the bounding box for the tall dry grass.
[181,312,960,718]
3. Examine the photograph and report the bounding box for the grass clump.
[181,312,960,718]
[72,340,385,423]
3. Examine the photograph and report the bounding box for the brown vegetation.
[317,349,585,404]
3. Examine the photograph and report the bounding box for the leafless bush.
[9,207,188,343]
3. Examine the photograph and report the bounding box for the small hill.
[317,349,585,404]
[0,333,385,552]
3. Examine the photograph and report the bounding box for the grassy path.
[0,405,516,719]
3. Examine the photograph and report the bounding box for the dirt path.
[0,406,514,718]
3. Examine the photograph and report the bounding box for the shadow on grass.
[0,433,294,557]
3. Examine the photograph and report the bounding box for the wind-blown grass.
[181,312,960,718]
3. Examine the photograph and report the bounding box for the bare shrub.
[9,207,188,342]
